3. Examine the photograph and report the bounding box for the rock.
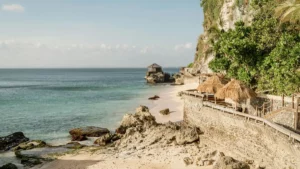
[15,150,43,168]
[69,126,110,141]
[21,158,42,167]
[159,108,170,115]
[94,133,112,146]
[245,159,254,164]
[183,157,193,165]
[115,105,157,134]
[213,156,250,169]
[196,159,204,166]
[0,163,18,169]
[136,105,149,113]
[145,72,165,83]
[255,163,266,169]
[64,142,84,149]
[111,133,122,142]
[203,159,214,166]
[0,132,29,151]
[173,73,184,85]
[13,140,47,151]
[148,95,160,100]
[176,127,200,145]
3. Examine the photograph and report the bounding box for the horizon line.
[0,66,183,69]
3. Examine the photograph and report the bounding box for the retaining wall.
[183,95,300,169]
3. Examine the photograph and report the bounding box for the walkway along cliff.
[181,90,300,168]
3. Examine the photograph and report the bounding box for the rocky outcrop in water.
[0,132,29,151]
[145,64,175,84]
[69,126,110,141]
[13,140,47,151]
[0,163,18,169]
[14,142,85,168]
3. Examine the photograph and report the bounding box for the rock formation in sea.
[144,63,174,83]
[0,132,29,151]
[69,126,110,141]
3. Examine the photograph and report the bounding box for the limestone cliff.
[192,0,254,73]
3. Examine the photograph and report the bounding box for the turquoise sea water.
[0,68,178,144]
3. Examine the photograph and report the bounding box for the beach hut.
[147,63,162,73]
[197,75,225,94]
[215,79,256,110]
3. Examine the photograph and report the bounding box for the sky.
[0,0,204,68]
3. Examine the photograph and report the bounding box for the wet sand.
[149,82,198,123]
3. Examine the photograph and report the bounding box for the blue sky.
[0,0,204,68]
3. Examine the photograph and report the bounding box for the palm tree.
[275,0,300,24]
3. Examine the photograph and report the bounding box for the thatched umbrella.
[215,79,256,103]
[197,75,225,94]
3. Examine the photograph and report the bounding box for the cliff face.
[193,0,253,73]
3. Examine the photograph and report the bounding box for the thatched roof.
[197,75,225,94]
[215,79,256,102]
[148,63,161,68]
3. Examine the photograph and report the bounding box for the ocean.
[0,68,178,144]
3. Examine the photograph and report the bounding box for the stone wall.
[268,110,296,130]
[183,95,300,169]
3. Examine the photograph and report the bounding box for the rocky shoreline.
[0,105,253,169]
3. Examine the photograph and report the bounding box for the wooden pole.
[271,99,274,111]
[292,95,295,109]
[256,106,258,116]
[282,94,284,107]
[262,103,265,115]
[297,97,299,114]
[295,97,299,129]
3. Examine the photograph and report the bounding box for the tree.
[275,0,300,24]
[258,33,300,95]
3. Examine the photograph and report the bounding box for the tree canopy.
[208,0,300,95]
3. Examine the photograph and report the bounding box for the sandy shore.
[32,82,205,169]
[149,82,198,123]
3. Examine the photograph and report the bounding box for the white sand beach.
[32,80,208,169]
[149,82,198,123]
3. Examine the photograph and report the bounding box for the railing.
[181,90,300,143]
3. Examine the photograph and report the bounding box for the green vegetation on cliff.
[207,0,300,95]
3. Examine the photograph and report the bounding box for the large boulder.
[173,73,184,85]
[176,127,200,145]
[213,156,250,169]
[13,140,47,151]
[115,105,157,134]
[145,72,165,83]
[0,132,29,151]
[0,163,18,169]
[64,142,85,149]
[94,133,112,146]
[69,126,110,141]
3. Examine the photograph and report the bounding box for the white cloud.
[174,42,193,51]
[140,47,149,54]
[0,39,195,67]
[2,4,25,12]
[100,44,107,49]
[184,43,192,49]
